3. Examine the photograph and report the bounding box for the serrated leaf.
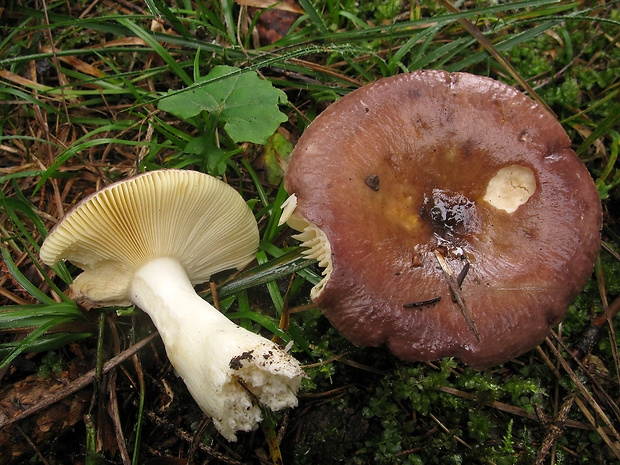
[158,65,288,144]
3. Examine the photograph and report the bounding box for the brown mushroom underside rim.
[284,70,602,369]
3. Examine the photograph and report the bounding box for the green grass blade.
[260,242,322,285]
[446,19,563,72]
[0,316,71,370]
[262,184,290,244]
[0,302,83,329]
[215,248,318,300]
[0,332,92,360]
[220,0,238,45]
[298,0,329,36]
[35,136,160,194]
[0,87,61,114]
[144,0,192,39]
[1,247,54,305]
[338,11,370,30]
[1,195,48,244]
[241,158,270,210]
[117,17,193,86]
[225,308,290,341]
[389,25,442,74]
[256,250,284,314]
[577,112,620,156]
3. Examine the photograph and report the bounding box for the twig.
[602,241,620,262]
[107,317,131,465]
[534,392,576,465]
[545,338,620,444]
[297,385,354,400]
[550,330,620,423]
[131,332,147,465]
[433,249,481,342]
[188,417,212,465]
[302,353,386,375]
[438,386,598,432]
[602,293,620,388]
[0,405,51,465]
[429,412,471,450]
[452,261,470,303]
[456,261,470,287]
[142,409,247,464]
[276,410,290,443]
[536,342,620,461]
[595,256,620,385]
[0,333,159,430]
[41,0,71,124]
[569,295,620,391]
[210,281,221,311]
[108,369,131,465]
[404,297,441,308]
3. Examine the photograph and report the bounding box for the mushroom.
[40,169,304,441]
[282,70,602,369]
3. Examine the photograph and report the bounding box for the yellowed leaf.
[41,45,106,78]
[0,69,53,92]
[235,0,304,14]
[574,124,607,156]
[99,37,149,48]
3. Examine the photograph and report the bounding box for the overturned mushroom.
[283,70,602,369]
[40,169,304,440]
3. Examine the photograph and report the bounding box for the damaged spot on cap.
[483,165,536,213]
[365,174,380,191]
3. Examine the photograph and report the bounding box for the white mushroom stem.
[129,257,304,441]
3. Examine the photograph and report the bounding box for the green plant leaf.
[158,65,288,144]
[263,132,294,185]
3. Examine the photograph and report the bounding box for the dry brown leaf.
[97,37,149,48]
[235,0,304,14]
[574,124,607,156]
[0,371,90,465]
[0,70,53,92]
[40,45,106,78]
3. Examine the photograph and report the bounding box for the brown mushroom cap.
[284,70,602,369]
